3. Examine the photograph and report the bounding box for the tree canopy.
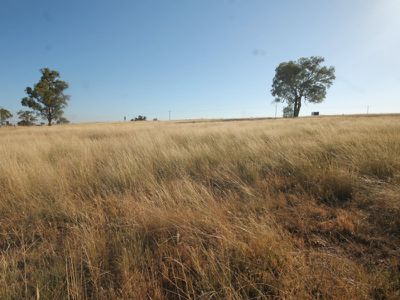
[0,108,13,125]
[271,56,335,117]
[21,68,70,126]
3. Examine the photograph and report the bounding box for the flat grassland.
[0,115,399,299]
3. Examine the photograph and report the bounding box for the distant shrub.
[56,117,70,125]
[17,120,31,126]
[131,115,147,121]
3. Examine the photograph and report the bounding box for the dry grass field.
[0,115,399,299]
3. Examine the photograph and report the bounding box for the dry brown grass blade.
[0,115,399,299]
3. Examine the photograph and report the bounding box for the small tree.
[21,68,70,126]
[0,108,13,125]
[282,105,294,118]
[17,110,37,126]
[56,117,70,125]
[271,56,335,117]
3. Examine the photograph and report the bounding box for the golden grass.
[0,116,399,299]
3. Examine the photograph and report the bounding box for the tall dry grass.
[0,115,399,299]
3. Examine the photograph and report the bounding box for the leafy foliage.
[283,105,294,118]
[21,68,70,126]
[271,56,335,117]
[0,108,13,125]
[17,110,37,126]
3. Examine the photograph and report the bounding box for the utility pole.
[366,105,369,114]
[168,110,171,121]
[274,102,278,119]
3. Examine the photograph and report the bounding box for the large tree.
[0,108,13,125]
[17,110,37,126]
[21,68,70,126]
[271,56,335,117]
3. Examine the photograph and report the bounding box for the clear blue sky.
[1,0,399,122]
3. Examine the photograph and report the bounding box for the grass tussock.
[0,116,400,299]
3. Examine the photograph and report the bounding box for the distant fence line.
[4,104,384,124]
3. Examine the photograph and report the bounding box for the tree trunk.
[48,110,52,126]
[293,97,301,117]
